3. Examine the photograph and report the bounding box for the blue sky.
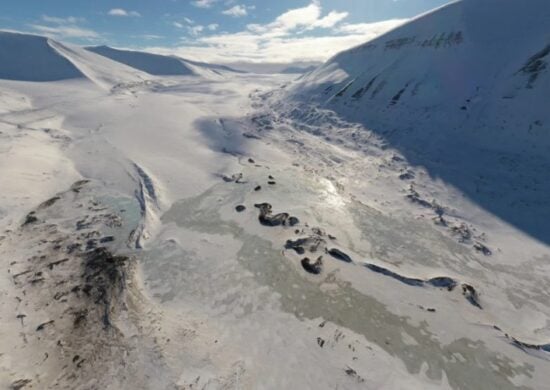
[0,0,451,63]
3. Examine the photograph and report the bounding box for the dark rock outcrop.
[301,256,323,275]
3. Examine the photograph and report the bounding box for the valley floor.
[0,73,549,389]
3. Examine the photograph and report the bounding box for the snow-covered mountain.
[86,45,196,76]
[0,31,150,88]
[0,31,84,81]
[86,45,245,77]
[282,0,550,155]
[0,32,242,88]
[267,0,550,247]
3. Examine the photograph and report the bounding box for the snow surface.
[269,0,550,254]
[1,1,550,388]
[285,0,550,154]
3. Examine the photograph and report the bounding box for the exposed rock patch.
[301,256,323,275]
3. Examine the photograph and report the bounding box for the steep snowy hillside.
[0,31,84,81]
[0,31,150,89]
[176,58,246,75]
[283,0,550,154]
[87,45,197,76]
[87,45,244,77]
[266,0,550,246]
[49,41,150,89]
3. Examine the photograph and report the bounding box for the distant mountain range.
[0,31,244,86]
[86,45,245,76]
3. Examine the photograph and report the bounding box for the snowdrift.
[0,31,84,81]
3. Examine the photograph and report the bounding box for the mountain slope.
[86,46,196,76]
[180,58,246,75]
[0,31,150,88]
[0,31,84,81]
[87,45,245,77]
[269,0,550,248]
[49,41,149,88]
[282,0,550,155]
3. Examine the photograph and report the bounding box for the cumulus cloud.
[145,2,406,64]
[245,2,348,37]
[108,8,141,17]
[222,5,248,17]
[246,2,321,36]
[208,24,219,31]
[311,10,349,29]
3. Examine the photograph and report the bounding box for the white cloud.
[41,15,86,25]
[138,34,164,40]
[222,5,248,17]
[145,1,406,64]
[188,25,204,36]
[29,14,99,41]
[147,18,406,64]
[29,24,99,39]
[108,8,141,17]
[245,2,345,37]
[174,18,195,29]
[247,2,320,35]
[192,0,218,8]
[208,24,219,31]
[311,10,349,29]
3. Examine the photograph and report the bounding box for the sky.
[0,0,451,64]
